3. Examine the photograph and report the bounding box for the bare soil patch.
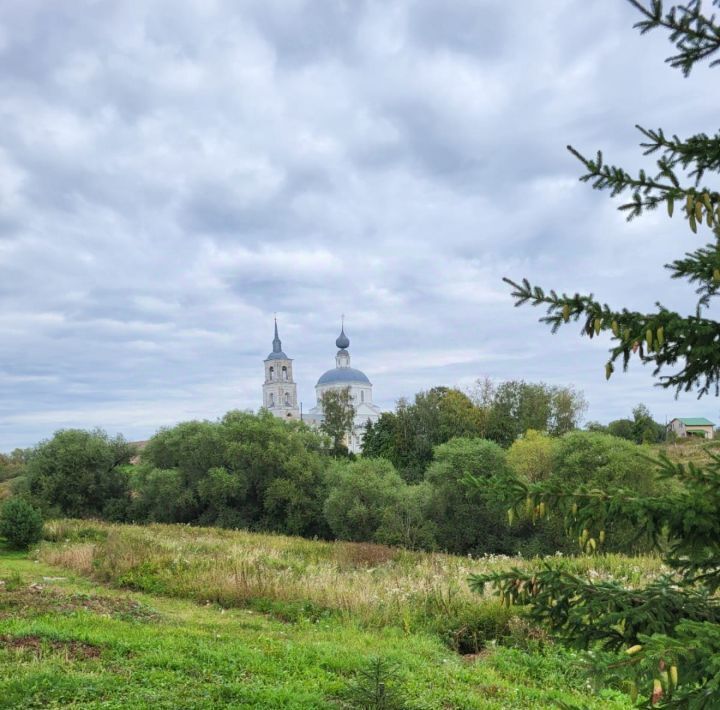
[0,633,101,659]
[0,585,160,622]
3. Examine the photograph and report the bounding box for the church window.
[282,366,288,381]
[285,392,290,406]
[269,366,274,381]
[269,393,274,407]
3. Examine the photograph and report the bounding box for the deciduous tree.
[320,387,356,456]
[323,458,404,542]
[139,410,330,537]
[25,429,132,519]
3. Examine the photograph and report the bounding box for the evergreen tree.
[505,1,720,398]
[472,2,720,706]
[0,498,43,550]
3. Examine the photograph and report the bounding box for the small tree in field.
[0,498,43,550]
[471,2,720,706]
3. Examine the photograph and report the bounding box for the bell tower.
[262,318,300,420]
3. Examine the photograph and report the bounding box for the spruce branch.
[628,0,720,75]
[637,126,720,184]
[668,237,720,307]
[567,142,720,224]
[492,3,720,706]
[503,276,720,397]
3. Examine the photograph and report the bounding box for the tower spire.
[272,316,282,353]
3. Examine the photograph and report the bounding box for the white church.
[262,320,381,453]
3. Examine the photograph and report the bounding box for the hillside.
[0,521,653,708]
[652,437,720,466]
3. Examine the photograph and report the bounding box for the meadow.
[0,520,663,708]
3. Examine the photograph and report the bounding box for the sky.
[0,0,718,450]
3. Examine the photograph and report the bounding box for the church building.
[305,323,382,453]
[261,320,381,453]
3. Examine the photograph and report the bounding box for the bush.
[0,498,44,550]
[138,410,330,536]
[25,428,132,519]
[424,437,509,554]
[375,483,438,550]
[506,429,556,483]
[550,431,658,552]
[130,468,196,523]
[431,601,519,654]
[324,458,405,542]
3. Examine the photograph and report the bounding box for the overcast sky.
[1,0,718,450]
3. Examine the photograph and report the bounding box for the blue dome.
[317,367,371,386]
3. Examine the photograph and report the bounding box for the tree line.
[4,383,662,557]
[362,380,588,481]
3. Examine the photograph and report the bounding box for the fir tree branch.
[567,143,720,223]
[637,126,720,184]
[668,237,720,307]
[628,0,720,75]
[469,565,720,650]
[503,277,720,396]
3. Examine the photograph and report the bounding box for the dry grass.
[38,520,667,639]
[654,438,720,466]
[44,542,96,575]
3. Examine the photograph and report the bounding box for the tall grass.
[653,437,720,465]
[39,519,667,650]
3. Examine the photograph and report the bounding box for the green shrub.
[424,437,510,554]
[138,410,330,537]
[551,431,658,552]
[375,483,438,550]
[0,498,44,550]
[324,458,405,542]
[25,428,132,518]
[430,601,518,654]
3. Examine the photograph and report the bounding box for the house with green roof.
[668,417,715,439]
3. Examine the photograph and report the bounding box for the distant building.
[304,324,382,454]
[260,319,381,453]
[667,417,715,439]
[262,319,300,420]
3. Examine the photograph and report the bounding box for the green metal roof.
[678,417,715,426]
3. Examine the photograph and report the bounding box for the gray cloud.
[0,0,717,449]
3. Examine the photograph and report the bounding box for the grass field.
[0,521,651,708]
[653,436,720,465]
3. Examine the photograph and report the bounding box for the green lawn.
[0,531,633,709]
